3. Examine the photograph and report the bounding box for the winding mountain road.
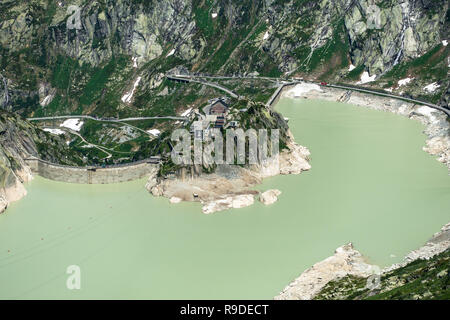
[327,84,450,117]
[27,115,187,122]
[167,75,239,98]
[168,73,449,117]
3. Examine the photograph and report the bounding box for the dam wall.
[267,82,299,108]
[25,158,159,184]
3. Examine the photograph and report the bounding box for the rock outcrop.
[0,109,82,213]
[259,189,282,205]
[146,133,311,214]
[1,0,448,115]
[275,243,378,300]
[280,222,450,300]
[169,197,183,204]
[202,194,255,214]
[275,222,450,300]
[279,139,312,175]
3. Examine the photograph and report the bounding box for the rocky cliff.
[0,109,83,213]
[0,0,448,117]
[313,223,450,300]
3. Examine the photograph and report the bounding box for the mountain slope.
[0,0,448,169]
[0,109,83,212]
[0,0,448,118]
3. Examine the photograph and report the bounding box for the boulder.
[259,189,282,205]
[202,194,255,214]
[169,197,182,204]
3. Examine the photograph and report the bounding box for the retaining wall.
[267,82,299,108]
[25,158,158,184]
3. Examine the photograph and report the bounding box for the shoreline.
[0,168,32,214]
[274,83,450,300]
[147,81,450,214]
[146,135,311,214]
[281,83,450,170]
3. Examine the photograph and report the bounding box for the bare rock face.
[279,139,312,175]
[202,194,255,214]
[259,189,281,205]
[0,195,8,214]
[275,243,378,300]
[150,185,164,197]
[0,110,80,214]
[250,135,311,179]
[423,136,450,164]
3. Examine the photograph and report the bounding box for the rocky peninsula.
[275,222,450,300]
[275,243,379,300]
[146,136,311,214]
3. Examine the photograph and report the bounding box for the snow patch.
[416,106,436,118]
[43,128,65,135]
[147,129,161,137]
[121,77,142,104]
[40,94,54,107]
[285,83,323,98]
[263,31,270,40]
[398,77,414,87]
[166,49,175,57]
[132,57,138,68]
[424,82,440,93]
[356,71,376,84]
[180,108,193,117]
[443,40,448,47]
[211,13,217,19]
[348,64,356,72]
[416,106,439,123]
[60,119,84,132]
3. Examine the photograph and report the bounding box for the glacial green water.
[1,98,449,299]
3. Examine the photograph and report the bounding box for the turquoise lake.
[0,98,449,299]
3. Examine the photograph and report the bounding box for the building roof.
[203,99,229,115]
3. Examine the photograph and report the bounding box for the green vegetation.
[378,44,450,103]
[79,56,128,107]
[296,20,350,79]
[0,0,448,172]
[51,55,80,90]
[383,44,449,81]
[345,64,365,81]
[314,249,450,300]
[215,78,278,104]
[192,0,217,39]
